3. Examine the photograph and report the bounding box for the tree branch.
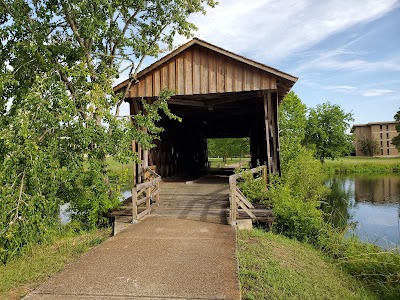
[57,69,87,120]
[61,4,85,49]
[115,24,168,117]
[110,8,141,68]
[61,3,96,83]
[10,171,26,225]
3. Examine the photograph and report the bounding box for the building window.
[387,141,390,147]
[387,132,389,139]
[380,125,382,130]
[380,133,383,139]
[387,149,390,155]
[386,125,389,131]
[381,149,384,155]
[381,141,383,146]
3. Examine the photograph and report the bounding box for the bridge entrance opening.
[111,38,296,225]
[114,38,297,183]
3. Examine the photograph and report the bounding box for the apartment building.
[351,121,399,157]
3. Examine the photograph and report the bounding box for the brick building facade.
[351,121,399,157]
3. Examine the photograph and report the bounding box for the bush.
[236,168,270,206]
[268,183,324,241]
[267,147,328,242]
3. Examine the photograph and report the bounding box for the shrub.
[236,168,270,206]
[267,147,328,242]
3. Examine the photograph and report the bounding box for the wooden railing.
[131,167,161,223]
[228,165,267,225]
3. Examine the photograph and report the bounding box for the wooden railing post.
[262,165,267,183]
[229,176,237,225]
[156,181,160,206]
[132,186,138,223]
[146,185,151,213]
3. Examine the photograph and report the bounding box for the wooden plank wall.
[249,92,280,174]
[128,45,277,98]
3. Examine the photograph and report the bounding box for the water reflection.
[355,175,400,203]
[324,174,400,249]
[323,178,354,228]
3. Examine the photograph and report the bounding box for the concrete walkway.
[24,216,240,299]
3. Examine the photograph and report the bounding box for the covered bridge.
[114,38,297,182]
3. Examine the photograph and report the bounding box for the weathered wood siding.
[128,45,277,98]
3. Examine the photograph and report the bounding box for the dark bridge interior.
[151,90,279,177]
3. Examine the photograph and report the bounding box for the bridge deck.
[153,175,230,224]
[108,173,231,234]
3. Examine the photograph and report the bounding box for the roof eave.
[113,38,298,95]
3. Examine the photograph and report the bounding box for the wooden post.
[156,181,160,206]
[274,92,281,175]
[132,140,137,185]
[262,165,267,183]
[229,176,237,225]
[132,186,138,223]
[263,91,272,174]
[269,91,278,174]
[146,185,151,216]
[143,127,149,178]
[137,144,142,184]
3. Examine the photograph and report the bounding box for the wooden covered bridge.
[113,38,297,226]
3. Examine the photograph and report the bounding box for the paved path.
[25,176,240,300]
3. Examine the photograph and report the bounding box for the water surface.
[324,174,400,249]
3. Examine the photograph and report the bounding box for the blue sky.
[119,0,400,125]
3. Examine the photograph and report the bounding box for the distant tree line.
[281,92,354,163]
[207,138,250,163]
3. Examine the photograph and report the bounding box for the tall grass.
[324,157,400,174]
[0,227,111,299]
[316,228,400,299]
[238,229,377,300]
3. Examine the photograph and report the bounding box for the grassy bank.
[208,157,250,168]
[0,228,111,300]
[238,229,377,300]
[324,157,400,174]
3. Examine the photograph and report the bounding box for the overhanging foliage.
[0,0,216,263]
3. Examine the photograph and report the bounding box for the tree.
[207,138,249,164]
[305,102,354,162]
[271,92,327,241]
[360,137,379,156]
[278,92,326,199]
[0,0,216,263]
[391,108,400,150]
[278,91,307,170]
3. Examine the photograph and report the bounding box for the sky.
[119,0,400,125]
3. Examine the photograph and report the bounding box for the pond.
[324,174,400,249]
[59,189,132,224]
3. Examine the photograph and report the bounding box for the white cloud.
[362,89,395,97]
[307,57,400,72]
[325,85,356,91]
[180,0,398,62]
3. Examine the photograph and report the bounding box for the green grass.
[327,156,400,165]
[324,156,400,174]
[238,229,377,300]
[0,228,111,300]
[105,157,134,173]
[208,157,250,168]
